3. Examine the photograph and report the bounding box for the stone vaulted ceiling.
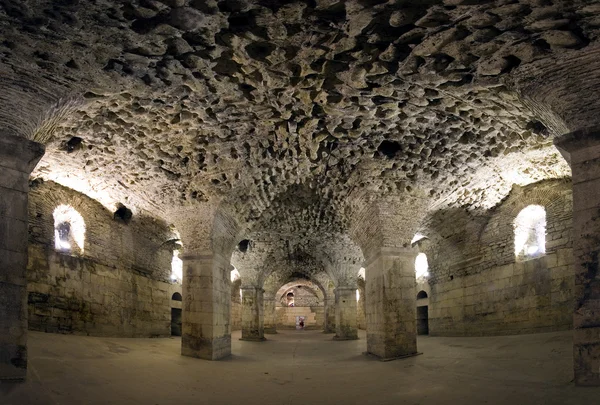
[2,0,596,257]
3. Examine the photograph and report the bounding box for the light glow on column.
[356,289,360,302]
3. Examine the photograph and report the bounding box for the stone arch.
[479,179,572,264]
[417,291,428,299]
[172,292,182,301]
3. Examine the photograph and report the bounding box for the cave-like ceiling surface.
[3,0,596,241]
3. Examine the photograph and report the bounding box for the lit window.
[171,250,183,283]
[415,253,429,281]
[514,205,546,259]
[358,267,365,280]
[53,205,85,254]
[231,268,240,282]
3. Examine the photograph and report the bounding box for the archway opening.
[416,290,429,335]
[170,292,182,337]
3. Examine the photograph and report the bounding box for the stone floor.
[2,329,599,405]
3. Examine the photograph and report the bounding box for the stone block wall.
[26,181,177,337]
[276,306,324,329]
[231,301,242,331]
[423,179,574,336]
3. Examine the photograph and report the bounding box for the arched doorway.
[171,292,182,336]
[416,290,429,335]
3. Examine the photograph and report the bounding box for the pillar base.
[364,351,422,362]
[333,335,359,341]
[240,337,267,342]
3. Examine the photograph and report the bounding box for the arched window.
[172,292,182,301]
[358,267,365,279]
[514,205,546,260]
[171,250,183,283]
[415,253,429,281]
[53,205,85,254]
[417,290,428,299]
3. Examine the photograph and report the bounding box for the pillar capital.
[554,125,600,165]
[240,286,265,293]
[334,286,357,292]
[363,246,418,268]
[0,133,45,173]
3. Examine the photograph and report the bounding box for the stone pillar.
[0,134,44,381]
[555,127,600,386]
[263,297,277,334]
[240,286,265,341]
[333,287,358,340]
[323,298,336,333]
[181,253,231,360]
[365,247,418,360]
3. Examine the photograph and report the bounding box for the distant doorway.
[296,316,305,330]
[171,292,182,336]
[417,306,429,335]
[416,290,429,335]
[171,309,182,336]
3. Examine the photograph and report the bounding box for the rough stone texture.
[0,133,44,380]
[2,1,587,297]
[421,179,574,336]
[262,297,276,334]
[172,206,239,361]
[554,127,600,386]
[181,253,231,360]
[366,248,418,359]
[240,286,264,341]
[333,287,358,340]
[26,180,175,336]
[4,0,600,377]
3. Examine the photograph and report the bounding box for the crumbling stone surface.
[0,0,584,229]
[4,0,597,310]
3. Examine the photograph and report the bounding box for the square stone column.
[181,253,231,360]
[333,287,358,340]
[240,286,265,341]
[555,127,600,386]
[323,299,336,333]
[365,247,418,360]
[0,134,44,381]
[263,297,277,334]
